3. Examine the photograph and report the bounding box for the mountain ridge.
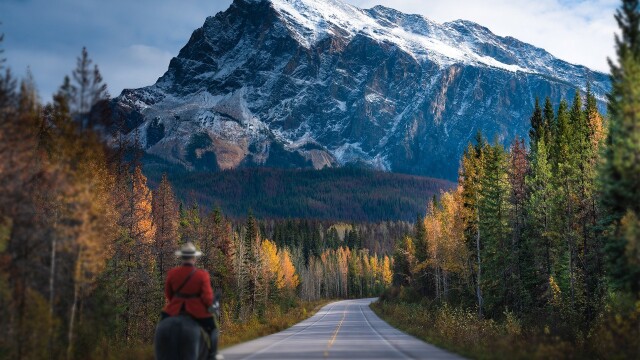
[109,0,610,180]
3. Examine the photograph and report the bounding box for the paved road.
[221,298,464,360]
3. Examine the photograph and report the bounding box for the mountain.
[110,0,610,181]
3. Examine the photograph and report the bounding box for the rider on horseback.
[161,242,220,360]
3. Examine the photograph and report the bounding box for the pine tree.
[551,97,582,311]
[459,132,487,315]
[529,98,544,149]
[151,174,179,281]
[543,97,555,147]
[524,139,556,309]
[205,207,235,294]
[69,47,109,129]
[242,210,261,315]
[413,214,428,263]
[179,201,202,245]
[602,0,640,295]
[478,142,513,316]
[392,236,415,287]
[508,137,528,312]
[110,165,156,341]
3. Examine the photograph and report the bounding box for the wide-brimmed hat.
[175,242,202,257]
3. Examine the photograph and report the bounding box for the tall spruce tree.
[478,142,513,316]
[543,97,555,147]
[602,0,640,295]
[524,138,556,309]
[460,133,487,316]
[69,47,108,130]
[529,98,545,149]
[508,137,528,312]
[151,174,179,281]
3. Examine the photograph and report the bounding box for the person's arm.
[200,271,214,307]
[165,271,174,302]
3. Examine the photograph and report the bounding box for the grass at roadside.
[371,298,640,360]
[370,300,574,360]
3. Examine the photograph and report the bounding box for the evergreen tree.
[524,139,556,309]
[206,207,235,295]
[242,210,262,315]
[529,97,544,149]
[413,214,428,264]
[478,142,513,316]
[151,174,179,280]
[602,0,640,295]
[508,137,528,311]
[459,132,487,315]
[392,236,415,287]
[69,47,108,129]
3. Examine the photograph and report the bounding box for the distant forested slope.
[143,156,454,221]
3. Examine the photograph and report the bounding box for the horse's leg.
[210,328,219,356]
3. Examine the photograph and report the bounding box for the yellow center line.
[324,304,349,358]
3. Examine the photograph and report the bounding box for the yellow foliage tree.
[280,248,299,292]
[261,239,282,291]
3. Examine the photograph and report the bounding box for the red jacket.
[163,264,214,319]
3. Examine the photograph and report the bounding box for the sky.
[1,0,619,102]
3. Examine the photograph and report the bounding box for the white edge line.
[359,302,413,360]
[239,301,343,360]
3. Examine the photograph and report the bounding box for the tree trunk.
[476,205,483,317]
[67,265,80,360]
[48,236,57,360]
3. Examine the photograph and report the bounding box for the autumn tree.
[152,174,179,281]
[203,208,235,295]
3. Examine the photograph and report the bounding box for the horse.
[154,314,220,360]
[155,290,222,360]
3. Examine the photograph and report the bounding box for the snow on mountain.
[109,0,610,180]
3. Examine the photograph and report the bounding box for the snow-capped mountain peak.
[110,0,610,180]
[262,0,527,72]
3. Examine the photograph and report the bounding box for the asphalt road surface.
[221,298,464,360]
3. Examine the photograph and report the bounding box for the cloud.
[100,45,174,96]
[1,0,229,100]
[1,0,617,101]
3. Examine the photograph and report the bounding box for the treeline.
[389,2,640,355]
[261,219,410,259]
[0,45,393,359]
[395,88,606,326]
[144,163,453,222]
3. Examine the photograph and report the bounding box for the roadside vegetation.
[94,299,329,360]
[374,1,640,358]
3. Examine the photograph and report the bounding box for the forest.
[142,159,453,222]
[374,2,640,358]
[0,44,394,358]
[2,0,640,358]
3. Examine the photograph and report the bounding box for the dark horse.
[155,289,221,360]
[154,314,219,360]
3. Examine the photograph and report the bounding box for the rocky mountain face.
[111,0,610,181]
